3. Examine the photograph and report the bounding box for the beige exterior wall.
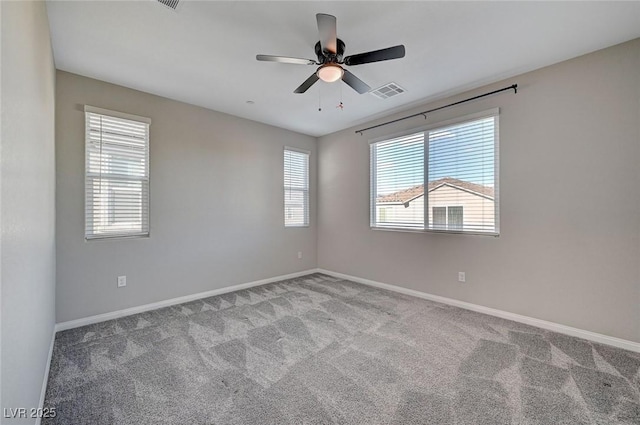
[377,196,424,228]
[376,186,495,232]
[428,186,495,232]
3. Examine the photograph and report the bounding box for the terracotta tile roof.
[376,177,494,204]
[376,184,424,204]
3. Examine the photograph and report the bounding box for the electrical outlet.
[117,276,127,287]
[297,251,303,259]
[458,272,466,283]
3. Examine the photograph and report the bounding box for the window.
[85,106,150,239]
[433,206,463,230]
[371,109,498,234]
[433,207,446,229]
[448,206,464,230]
[284,148,309,227]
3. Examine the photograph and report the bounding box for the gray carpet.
[44,273,640,424]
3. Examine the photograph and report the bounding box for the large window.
[284,148,309,227]
[370,109,498,234]
[85,106,150,239]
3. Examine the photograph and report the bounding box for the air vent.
[157,0,181,11]
[370,82,406,100]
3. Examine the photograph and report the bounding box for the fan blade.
[342,70,370,94]
[256,55,317,65]
[344,45,405,66]
[294,73,320,94]
[316,13,337,54]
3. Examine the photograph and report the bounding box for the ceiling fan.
[256,13,405,94]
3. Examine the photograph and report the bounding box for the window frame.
[84,105,151,241]
[369,108,500,236]
[283,146,310,228]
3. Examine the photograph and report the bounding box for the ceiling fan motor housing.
[315,39,345,64]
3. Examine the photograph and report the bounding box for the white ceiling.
[46,1,640,137]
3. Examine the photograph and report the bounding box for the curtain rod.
[355,84,518,135]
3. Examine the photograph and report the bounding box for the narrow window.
[85,106,150,239]
[433,207,446,229]
[284,148,309,227]
[448,206,464,230]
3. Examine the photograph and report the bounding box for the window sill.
[85,233,150,241]
[370,226,499,237]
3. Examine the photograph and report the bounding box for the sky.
[374,117,495,196]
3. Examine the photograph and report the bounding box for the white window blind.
[370,132,424,229]
[85,106,150,239]
[284,148,309,227]
[371,110,499,234]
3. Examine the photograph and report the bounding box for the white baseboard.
[36,327,56,425]
[54,266,640,353]
[55,269,318,332]
[317,268,640,353]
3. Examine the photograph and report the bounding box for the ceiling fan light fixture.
[317,64,344,83]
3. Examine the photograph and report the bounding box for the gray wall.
[56,71,317,323]
[317,39,640,343]
[1,1,57,422]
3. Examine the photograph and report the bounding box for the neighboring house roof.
[377,184,425,204]
[377,177,494,204]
